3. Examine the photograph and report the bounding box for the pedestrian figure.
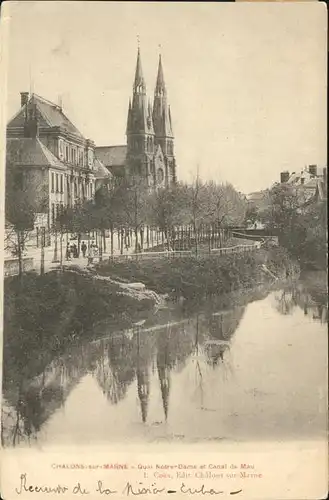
[70,244,75,257]
[73,243,78,258]
[66,243,71,260]
[87,245,94,266]
[81,241,87,258]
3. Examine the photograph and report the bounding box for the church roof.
[95,145,127,168]
[94,158,113,179]
[8,93,85,139]
[6,137,66,170]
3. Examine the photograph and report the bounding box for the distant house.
[279,165,327,206]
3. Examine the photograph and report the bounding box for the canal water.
[2,273,327,447]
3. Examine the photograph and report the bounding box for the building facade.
[95,48,177,189]
[279,165,327,205]
[6,93,100,227]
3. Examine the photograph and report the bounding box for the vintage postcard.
[0,1,327,499]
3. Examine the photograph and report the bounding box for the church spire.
[155,54,166,97]
[134,47,146,94]
[153,53,173,140]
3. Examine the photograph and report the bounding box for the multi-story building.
[95,48,177,189]
[6,92,108,228]
[279,165,327,204]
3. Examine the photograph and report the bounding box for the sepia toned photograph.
[0,1,327,498]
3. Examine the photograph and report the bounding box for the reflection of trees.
[136,329,153,423]
[94,336,136,404]
[274,280,328,324]
[203,307,244,369]
[2,353,86,447]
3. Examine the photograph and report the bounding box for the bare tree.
[5,179,39,282]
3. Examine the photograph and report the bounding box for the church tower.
[152,54,177,186]
[126,48,155,187]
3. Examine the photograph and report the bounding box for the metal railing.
[4,257,34,277]
[211,242,261,256]
[108,250,193,262]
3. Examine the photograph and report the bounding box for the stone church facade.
[95,48,177,189]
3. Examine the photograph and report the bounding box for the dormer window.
[88,149,93,168]
[58,140,64,160]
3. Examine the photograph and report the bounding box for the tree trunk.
[140,228,144,250]
[135,227,139,255]
[60,231,63,269]
[53,230,59,262]
[41,238,45,275]
[120,228,124,255]
[77,233,81,257]
[194,223,198,257]
[102,229,106,252]
[99,230,103,262]
[17,230,23,282]
[110,225,114,257]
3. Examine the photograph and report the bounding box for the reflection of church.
[95,48,177,189]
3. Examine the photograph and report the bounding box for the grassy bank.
[97,246,299,301]
[3,269,156,380]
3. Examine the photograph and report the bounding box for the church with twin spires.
[95,48,177,189]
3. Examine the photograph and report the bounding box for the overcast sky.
[4,1,327,194]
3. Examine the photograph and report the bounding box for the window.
[59,140,64,159]
[55,174,59,192]
[65,145,69,162]
[51,172,55,193]
[60,174,63,193]
[88,149,93,168]
[79,149,84,166]
[157,168,164,183]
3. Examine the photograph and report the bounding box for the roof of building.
[94,158,113,179]
[8,93,85,139]
[247,190,269,202]
[95,145,127,167]
[6,137,66,170]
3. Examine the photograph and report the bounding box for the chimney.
[20,92,29,108]
[280,171,290,183]
[309,165,317,177]
[24,102,39,138]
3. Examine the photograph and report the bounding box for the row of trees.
[57,177,247,256]
[5,174,247,276]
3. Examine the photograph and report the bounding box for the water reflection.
[274,274,328,323]
[2,276,327,447]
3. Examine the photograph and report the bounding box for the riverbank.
[3,246,298,382]
[96,246,299,302]
[3,268,158,381]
